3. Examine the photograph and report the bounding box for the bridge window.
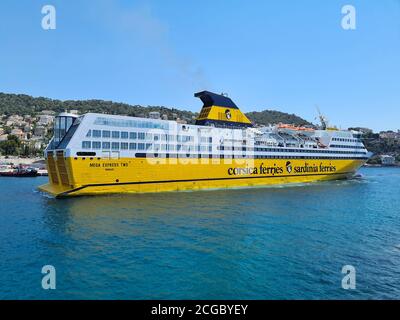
[94,117,169,130]
[138,132,145,140]
[112,142,120,150]
[130,132,137,139]
[82,141,91,149]
[112,131,120,139]
[93,130,101,138]
[92,141,101,149]
[129,143,137,150]
[121,142,128,150]
[121,132,129,139]
[102,142,110,149]
[102,130,110,138]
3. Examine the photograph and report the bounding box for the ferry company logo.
[225,109,232,120]
[286,161,292,173]
[227,162,337,177]
[228,163,284,176]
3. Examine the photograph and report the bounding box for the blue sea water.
[1,167,400,300]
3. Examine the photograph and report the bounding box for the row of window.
[94,117,169,130]
[330,144,365,149]
[134,153,369,160]
[241,146,367,155]
[82,141,213,152]
[87,130,209,143]
[82,140,367,155]
[83,141,152,151]
[332,137,361,143]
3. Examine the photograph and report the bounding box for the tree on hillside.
[245,110,313,127]
[0,135,21,156]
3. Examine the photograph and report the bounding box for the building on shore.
[37,115,54,126]
[34,126,47,138]
[10,128,25,140]
[380,155,396,166]
[40,110,56,116]
[149,111,161,119]
[379,130,400,140]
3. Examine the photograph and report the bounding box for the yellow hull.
[38,156,366,197]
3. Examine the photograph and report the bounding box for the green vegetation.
[366,155,382,165]
[0,135,21,156]
[349,130,400,164]
[0,135,42,157]
[355,130,400,163]
[0,92,197,122]
[0,92,311,126]
[246,110,313,127]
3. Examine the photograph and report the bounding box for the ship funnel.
[194,91,253,128]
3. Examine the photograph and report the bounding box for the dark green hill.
[246,110,313,126]
[0,92,197,121]
[0,92,312,126]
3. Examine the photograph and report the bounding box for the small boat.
[37,168,48,176]
[0,165,38,177]
[0,164,15,175]
[277,123,315,136]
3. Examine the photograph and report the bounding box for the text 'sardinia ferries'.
[39,91,371,197]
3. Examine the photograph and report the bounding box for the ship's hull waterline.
[38,157,366,197]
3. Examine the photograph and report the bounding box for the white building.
[38,115,54,126]
[149,111,161,119]
[381,155,395,166]
[34,126,47,137]
[10,128,25,140]
[40,110,56,116]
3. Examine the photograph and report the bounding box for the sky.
[0,0,399,131]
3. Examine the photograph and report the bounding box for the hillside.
[246,110,313,127]
[0,92,197,122]
[0,92,311,126]
[1,92,398,163]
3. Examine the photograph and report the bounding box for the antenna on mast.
[315,105,328,130]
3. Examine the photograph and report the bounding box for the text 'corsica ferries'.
[39,91,371,197]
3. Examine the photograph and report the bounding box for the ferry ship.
[39,91,370,197]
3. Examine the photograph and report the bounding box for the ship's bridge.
[46,112,79,150]
[195,91,253,128]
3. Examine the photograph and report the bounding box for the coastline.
[363,163,400,168]
[0,156,45,166]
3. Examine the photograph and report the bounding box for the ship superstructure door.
[111,151,120,159]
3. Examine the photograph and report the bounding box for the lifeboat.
[277,123,315,136]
